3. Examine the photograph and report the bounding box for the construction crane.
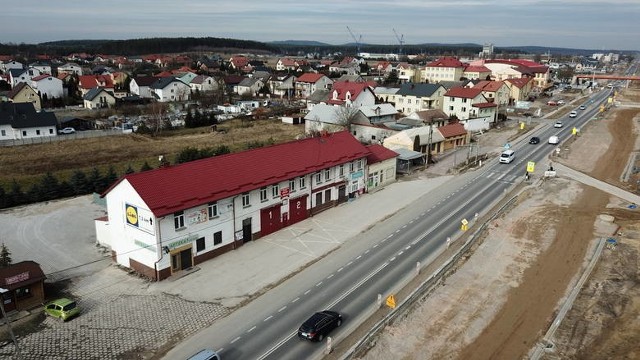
[393,28,405,55]
[346,26,362,54]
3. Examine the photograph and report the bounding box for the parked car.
[569,111,578,118]
[529,136,540,144]
[187,349,220,360]
[579,105,586,110]
[44,298,80,321]
[546,100,558,106]
[549,135,560,145]
[557,100,566,105]
[554,121,564,128]
[298,310,342,342]
[58,127,76,134]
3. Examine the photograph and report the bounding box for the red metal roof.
[366,144,398,164]
[108,131,371,217]
[445,87,484,99]
[31,74,51,81]
[426,57,465,68]
[78,75,114,89]
[330,81,371,102]
[296,73,325,83]
[473,80,504,92]
[438,123,467,138]
[505,77,531,88]
[472,102,497,108]
[464,65,491,73]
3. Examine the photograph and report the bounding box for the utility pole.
[427,123,433,166]
[0,288,20,359]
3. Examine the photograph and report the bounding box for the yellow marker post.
[572,127,579,135]
[520,122,525,130]
[386,295,396,309]
[461,218,468,231]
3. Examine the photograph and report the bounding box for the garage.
[260,204,283,236]
[288,195,309,225]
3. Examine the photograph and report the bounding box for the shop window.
[214,231,222,245]
[208,202,218,218]
[15,287,31,299]
[272,184,279,198]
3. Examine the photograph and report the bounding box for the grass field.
[0,118,306,190]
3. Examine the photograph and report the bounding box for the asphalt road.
[166,87,615,360]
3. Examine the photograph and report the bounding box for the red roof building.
[78,75,114,96]
[97,131,376,280]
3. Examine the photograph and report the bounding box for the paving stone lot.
[0,267,229,360]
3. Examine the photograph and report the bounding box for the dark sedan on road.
[529,136,540,144]
[298,310,342,342]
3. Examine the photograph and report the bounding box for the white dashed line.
[364,249,370,254]
[373,243,379,248]
[264,316,273,322]
[292,297,299,303]
[304,290,311,295]
[231,336,241,344]
[327,274,334,279]
[347,261,353,266]
[337,267,344,272]
[316,281,322,287]
[356,255,362,260]
[390,256,396,262]
[398,251,404,255]
[247,326,256,333]
[278,306,286,312]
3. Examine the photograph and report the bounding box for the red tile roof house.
[326,81,376,107]
[77,75,114,97]
[443,87,497,131]
[437,122,470,151]
[295,73,334,98]
[95,131,373,280]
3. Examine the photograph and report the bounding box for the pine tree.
[0,243,12,268]
[140,162,153,172]
[70,170,90,195]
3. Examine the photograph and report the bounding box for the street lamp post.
[0,288,20,359]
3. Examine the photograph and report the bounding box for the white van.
[499,149,515,164]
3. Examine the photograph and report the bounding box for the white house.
[30,75,64,99]
[295,73,333,98]
[150,77,191,102]
[189,75,218,92]
[9,68,43,87]
[0,60,24,73]
[83,87,116,109]
[95,131,370,280]
[57,63,83,76]
[130,76,159,98]
[29,63,52,75]
[365,144,398,191]
[443,87,493,120]
[0,102,58,140]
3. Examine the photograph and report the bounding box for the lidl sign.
[125,203,155,235]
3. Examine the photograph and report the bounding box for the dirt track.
[357,85,640,360]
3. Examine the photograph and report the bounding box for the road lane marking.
[292,297,299,303]
[316,281,322,287]
[356,255,362,260]
[327,274,334,279]
[264,315,272,322]
[230,336,241,344]
[278,306,287,312]
[304,289,310,295]
[247,326,256,333]
[337,267,344,272]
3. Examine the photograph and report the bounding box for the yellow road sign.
[527,161,535,173]
[461,224,468,231]
[520,122,525,130]
[386,295,396,309]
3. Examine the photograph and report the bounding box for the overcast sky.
[4,0,639,51]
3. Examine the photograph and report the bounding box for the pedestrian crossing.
[485,171,521,183]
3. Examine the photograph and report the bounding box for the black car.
[297,310,342,342]
[529,136,540,144]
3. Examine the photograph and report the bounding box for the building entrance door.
[171,246,193,272]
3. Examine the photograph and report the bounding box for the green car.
[44,298,80,321]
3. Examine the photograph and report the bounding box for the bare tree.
[333,105,361,132]
[148,102,169,136]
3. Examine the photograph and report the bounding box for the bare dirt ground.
[357,84,640,360]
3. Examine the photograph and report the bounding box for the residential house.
[9,68,43,87]
[504,77,534,103]
[268,74,295,98]
[304,103,348,133]
[29,62,52,75]
[437,122,469,151]
[0,102,58,140]
[83,87,116,109]
[403,109,450,128]
[190,75,218,93]
[373,86,400,105]
[7,83,41,111]
[1,60,24,73]
[326,81,376,108]
[295,73,333,98]
[420,57,466,83]
[276,58,307,72]
[478,59,550,89]
[396,63,419,83]
[394,83,446,115]
[351,104,399,144]
[130,76,160,98]
[176,72,198,86]
[95,131,370,280]
[443,87,494,121]
[150,77,191,102]
[469,80,510,107]
[229,55,249,70]
[329,63,359,76]
[236,78,264,96]
[462,65,492,80]
[365,144,398,191]
[78,75,114,97]
[30,75,64,100]
[336,74,366,83]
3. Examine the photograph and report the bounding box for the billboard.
[125,203,155,235]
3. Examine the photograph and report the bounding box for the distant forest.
[0,36,608,58]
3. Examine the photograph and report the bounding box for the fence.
[0,129,124,147]
[341,194,520,359]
